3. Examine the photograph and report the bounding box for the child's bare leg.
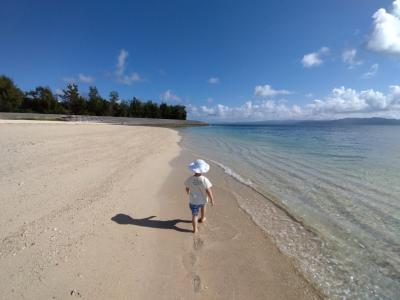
[199,206,206,223]
[192,214,198,233]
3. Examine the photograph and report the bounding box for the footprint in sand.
[193,236,204,250]
[193,274,201,292]
[182,252,197,271]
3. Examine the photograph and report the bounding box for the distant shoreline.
[210,117,400,126]
[0,112,208,127]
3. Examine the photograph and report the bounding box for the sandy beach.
[0,122,320,299]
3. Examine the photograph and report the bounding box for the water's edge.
[175,127,329,298]
[178,124,400,300]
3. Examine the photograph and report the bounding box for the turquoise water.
[181,124,400,299]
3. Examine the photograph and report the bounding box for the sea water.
[181,124,400,299]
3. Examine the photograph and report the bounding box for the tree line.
[0,75,187,120]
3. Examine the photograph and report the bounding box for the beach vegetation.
[87,86,106,116]
[0,75,24,112]
[0,75,187,120]
[23,86,65,114]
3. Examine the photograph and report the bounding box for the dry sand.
[0,122,320,299]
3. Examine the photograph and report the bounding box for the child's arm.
[206,188,214,206]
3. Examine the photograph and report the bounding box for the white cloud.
[305,93,314,98]
[78,74,94,84]
[188,85,400,121]
[63,74,95,84]
[116,49,128,76]
[118,73,141,85]
[342,48,363,69]
[390,84,400,96]
[189,100,303,121]
[307,86,400,115]
[363,63,379,79]
[199,105,217,115]
[307,87,368,113]
[160,89,181,102]
[254,84,292,97]
[367,0,400,55]
[62,77,77,84]
[208,77,220,84]
[301,47,330,68]
[307,86,400,117]
[114,49,142,85]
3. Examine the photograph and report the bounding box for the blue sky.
[1,0,400,121]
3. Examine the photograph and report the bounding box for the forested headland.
[0,75,187,120]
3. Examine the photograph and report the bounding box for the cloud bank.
[188,85,400,121]
[367,0,400,55]
[254,84,292,97]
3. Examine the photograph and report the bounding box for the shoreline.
[170,146,322,299]
[183,150,327,296]
[0,112,208,127]
[0,121,320,299]
[178,125,400,299]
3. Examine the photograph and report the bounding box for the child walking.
[184,159,214,233]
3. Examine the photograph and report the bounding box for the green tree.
[108,91,119,116]
[129,97,143,117]
[23,86,62,113]
[159,102,171,119]
[87,86,104,116]
[143,100,160,118]
[0,74,187,120]
[170,105,187,120]
[0,75,24,112]
[115,100,129,117]
[61,84,86,115]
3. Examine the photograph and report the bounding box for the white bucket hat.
[189,159,210,173]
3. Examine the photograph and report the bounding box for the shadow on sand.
[111,214,193,233]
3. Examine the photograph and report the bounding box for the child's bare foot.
[193,228,198,234]
[199,217,206,223]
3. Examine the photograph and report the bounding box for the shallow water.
[181,124,400,299]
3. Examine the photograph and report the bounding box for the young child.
[184,159,214,233]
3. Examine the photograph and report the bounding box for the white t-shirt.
[184,175,212,205]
